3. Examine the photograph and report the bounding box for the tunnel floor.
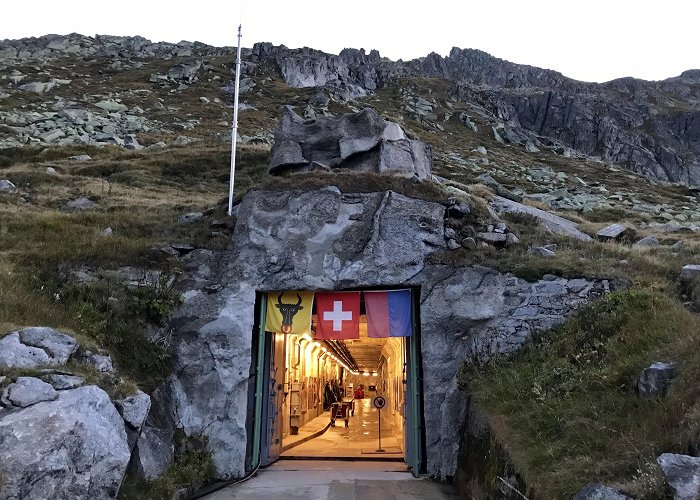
[282,397,404,459]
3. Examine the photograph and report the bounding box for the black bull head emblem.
[276,293,304,333]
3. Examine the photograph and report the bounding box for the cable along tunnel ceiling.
[312,314,388,372]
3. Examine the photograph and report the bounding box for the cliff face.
[247,43,700,186]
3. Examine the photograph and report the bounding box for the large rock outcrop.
[248,43,700,187]
[268,106,432,179]
[154,187,612,480]
[0,385,131,500]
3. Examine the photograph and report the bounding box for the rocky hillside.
[247,43,700,187]
[2,33,700,188]
[1,33,699,499]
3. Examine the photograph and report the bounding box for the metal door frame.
[252,289,426,474]
[404,288,425,476]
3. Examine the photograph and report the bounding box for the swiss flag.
[315,292,361,340]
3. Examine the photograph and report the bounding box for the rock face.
[657,453,700,500]
[131,425,175,480]
[155,187,613,480]
[268,106,432,179]
[0,385,131,500]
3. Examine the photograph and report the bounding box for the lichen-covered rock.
[0,385,131,500]
[657,453,700,500]
[268,106,432,179]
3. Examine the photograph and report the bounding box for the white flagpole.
[228,25,243,216]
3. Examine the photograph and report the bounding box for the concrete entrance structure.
[149,186,613,482]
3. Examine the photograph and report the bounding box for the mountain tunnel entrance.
[247,288,425,476]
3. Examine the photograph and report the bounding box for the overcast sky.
[3,0,698,83]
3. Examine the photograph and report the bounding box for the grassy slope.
[465,290,700,498]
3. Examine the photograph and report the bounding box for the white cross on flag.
[315,292,360,340]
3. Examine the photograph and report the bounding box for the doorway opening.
[248,288,425,476]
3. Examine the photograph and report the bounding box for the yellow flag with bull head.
[265,291,314,334]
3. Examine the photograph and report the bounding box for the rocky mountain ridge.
[2,32,698,187]
[246,42,700,187]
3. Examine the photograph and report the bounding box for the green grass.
[0,142,273,395]
[463,290,700,498]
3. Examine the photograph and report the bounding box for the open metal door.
[404,290,425,476]
[261,331,285,466]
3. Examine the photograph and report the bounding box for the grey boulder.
[597,223,627,240]
[61,197,97,212]
[572,483,631,499]
[18,327,79,364]
[43,374,85,390]
[0,333,52,368]
[634,235,659,247]
[656,453,700,500]
[177,212,204,224]
[268,105,432,179]
[0,385,131,500]
[3,377,58,408]
[95,100,128,113]
[114,391,151,449]
[78,350,115,372]
[529,246,556,257]
[490,195,592,241]
[637,362,676,398]
[0,328,78,368]
[680,265,700,282]
[68,154,92,161]
[0,180,17,193]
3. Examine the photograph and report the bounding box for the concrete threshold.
[281,455,405,462]
[280,421,332,453]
